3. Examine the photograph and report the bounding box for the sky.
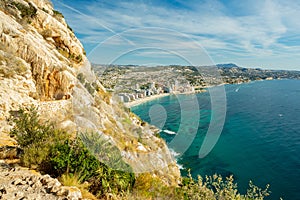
[52,0,300,70]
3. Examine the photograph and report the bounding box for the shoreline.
[124,90,206,108]
[124,93,170,108]
[124,79,291,108]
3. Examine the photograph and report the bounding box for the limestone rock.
[0,146,20,160]
[0,0,180,188]
[63,186,82,200]
[0,165,83,200]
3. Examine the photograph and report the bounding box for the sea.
[131,79,300,200]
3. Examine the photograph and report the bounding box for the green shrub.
[9,106,135,197]
[88,167,135,198]
[77,73,85,84]
[79,132,135,198]
[130,173,181,199]
[69,53,82,63]
[154,132,161,138]
[9,106,66,147]
[246,180,270,199]
[49,139,102,181]
[122,117,131,125]
[9,106,68,168]
[79,132,132,171]
[67,24,74,32]
[42,7,49,14]
[21,142,51,169]
[84,82,95,95]
[12,2,37,18]
[50,135,135,198]
[92,82,100,92]
[53,9,64,18]
[75,54,82,62]
[59,173,97,200]
[178,172,270,200]
[122,170,270,200]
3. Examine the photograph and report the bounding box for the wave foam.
[163,129,177,135]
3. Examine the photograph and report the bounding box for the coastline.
[124,90,206,108]
[124,79,290,108]
[124,93,170,108]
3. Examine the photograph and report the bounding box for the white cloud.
[53,0,300,69]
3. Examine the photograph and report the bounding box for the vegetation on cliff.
[8,107,270,199]
[9,106,135,199]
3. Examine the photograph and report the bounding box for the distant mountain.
[216,63,240,68]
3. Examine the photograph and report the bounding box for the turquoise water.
[131,80,300,200]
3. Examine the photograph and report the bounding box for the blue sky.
[52,0,300,70]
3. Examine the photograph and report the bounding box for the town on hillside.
[92,64,300,103]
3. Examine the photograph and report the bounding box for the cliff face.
[0,0,180,185]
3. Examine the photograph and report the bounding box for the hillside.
[94,64,300,92]
[0,0,180,190]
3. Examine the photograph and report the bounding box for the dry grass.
[59,173,97,200]
[97,88,112,105]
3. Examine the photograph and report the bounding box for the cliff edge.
[0,0,180,187]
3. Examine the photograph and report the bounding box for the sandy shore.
[124,93,171,108]
[124,89,208,108]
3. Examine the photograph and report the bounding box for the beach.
[124,93,170,108]
[124,89,208,108]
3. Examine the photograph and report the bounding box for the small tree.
[9,106,68,168]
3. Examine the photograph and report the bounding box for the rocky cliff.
[0,0,180,187]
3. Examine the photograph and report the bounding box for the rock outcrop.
[0,0,180,189]
[0,163,82,200]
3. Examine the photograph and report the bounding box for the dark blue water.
[131,80,300,200]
